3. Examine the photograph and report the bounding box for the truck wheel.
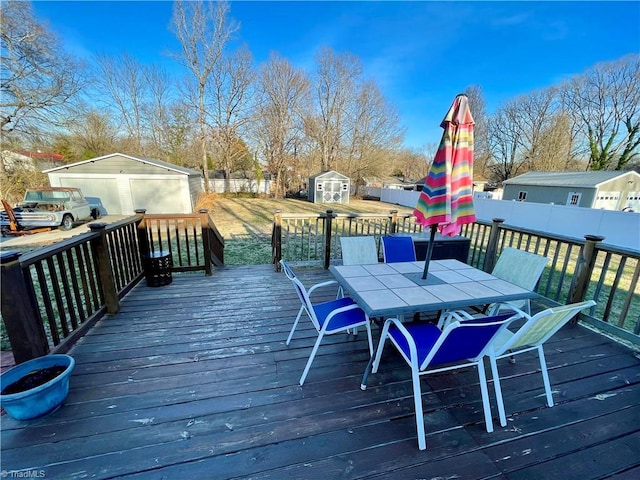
[61,214,74,231]
[91,208,102,219]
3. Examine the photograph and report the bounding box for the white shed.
[44,153,203,215]
[308,170,350,204]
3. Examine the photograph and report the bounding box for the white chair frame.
[281,260,374,385]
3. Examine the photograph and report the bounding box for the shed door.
[323,181,342,203]
[130,178,185,213]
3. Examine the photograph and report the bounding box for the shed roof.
[43,152,201,176]
[309,170,349,181]
[502,171,639,188]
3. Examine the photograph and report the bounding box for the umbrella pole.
[421,225,438,280]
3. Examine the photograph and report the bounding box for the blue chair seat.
[314,297,367,331]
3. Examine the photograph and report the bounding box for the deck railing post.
[324,210,334,269]
[134,209,150,261]
[568,235,605,316]
[0,251,50,363]
[199,209,213,276]
[389,210,398,234]
[273,210,282,271]
[89,222,120,314]
[483,218,505,272]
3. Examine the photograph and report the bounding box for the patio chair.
[487,247,549,315]
[340,236,379,265]
[382,236,416,263]
[487,300,597,425]
[280,260,374,386]
[371,312,520,450]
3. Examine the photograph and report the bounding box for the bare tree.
[529,111,576,171]
[156,101,199,167]
[209,45,255,192]
[485,87,580,180]
[0,0,84,170]
[342,80,404,186]
[464,85,490,180]
[93,54,178,157]
[305,48,362,171]
[254,53,310,198]
[487,103,527,182]
[171,0,238,192]
[512,87,562,170]
[391,147,430,182]
[62,108,118,160]
[561,54,640,170]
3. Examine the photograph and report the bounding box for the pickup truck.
[1,187,99,234]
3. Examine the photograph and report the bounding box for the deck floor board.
[1,265,639,479]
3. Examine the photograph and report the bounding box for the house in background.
[1,150,65,172]
[44,153,203,215]
[308,170,350,204]
[502,171,640,211]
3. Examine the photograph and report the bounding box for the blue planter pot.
[0,354,75,421]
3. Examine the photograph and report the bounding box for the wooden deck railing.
[0,210,224,363]
[271,210,640,345]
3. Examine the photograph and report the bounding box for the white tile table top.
[330,260,538,318]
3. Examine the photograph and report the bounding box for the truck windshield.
[25,191,71,201]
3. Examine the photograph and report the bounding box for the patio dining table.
[329,259,541,388]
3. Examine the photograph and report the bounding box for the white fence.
[207,178,271,194]
[379,188,640,251]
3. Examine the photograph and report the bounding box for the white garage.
[44,153,203,215]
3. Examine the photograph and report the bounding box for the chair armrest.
[438,309,476,329]
[307,280,340,296]
[493,304,531,320]
[382,317,419,362]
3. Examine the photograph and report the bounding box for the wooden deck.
[2,265,640,479]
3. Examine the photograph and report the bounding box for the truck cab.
[1,187,96,234]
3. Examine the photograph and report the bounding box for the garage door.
[57,177,121,215]
[129,178,186,214]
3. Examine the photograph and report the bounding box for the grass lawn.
[195,194,415,264]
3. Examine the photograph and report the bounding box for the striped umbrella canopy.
[414,94,475,279]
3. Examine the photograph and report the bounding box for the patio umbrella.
[414,93,476,281]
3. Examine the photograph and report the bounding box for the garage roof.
[43,153,201,176]
[502,171,639,188]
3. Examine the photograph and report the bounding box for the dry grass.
[195,193,414,239]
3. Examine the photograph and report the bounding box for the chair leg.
[537,346,554,407]
[372,320,392,373]
[299,331,325,386]
[410,366,427,450]
[286,306,305,345]
[489,355,507,427]
[477,361,494,433]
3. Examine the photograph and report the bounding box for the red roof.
[17,150,65,162]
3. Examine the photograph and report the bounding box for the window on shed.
[517,191,527,201]
[567,192,582,206]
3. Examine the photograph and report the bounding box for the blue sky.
[32,1,640,150]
